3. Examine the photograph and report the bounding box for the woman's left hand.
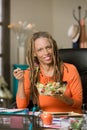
[53,93,74,106]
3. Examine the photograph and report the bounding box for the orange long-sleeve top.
[16,63,83,113]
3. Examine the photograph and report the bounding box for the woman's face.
[34,37,53,65]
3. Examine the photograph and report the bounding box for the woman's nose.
[43,49,49,54]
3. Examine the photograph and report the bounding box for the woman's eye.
[37,48,43,52]
[46,46,52,49]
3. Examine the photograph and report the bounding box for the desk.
[0,111,84,130]
[0,113,40,130]
[38,112,84,130]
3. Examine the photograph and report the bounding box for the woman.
[13,31,83,113]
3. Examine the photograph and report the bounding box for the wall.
[10,0,53,65]
[52,0,87,48]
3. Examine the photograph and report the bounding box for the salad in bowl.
[36,81,67,96]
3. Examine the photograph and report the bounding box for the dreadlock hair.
[26,31,64,105]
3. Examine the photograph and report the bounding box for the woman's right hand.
[13,68,24,81]
[13,68,26,100]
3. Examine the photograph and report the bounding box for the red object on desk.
[40,112,53,125]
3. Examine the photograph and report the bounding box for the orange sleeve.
[16,69,31,108]
[64,63,83,108]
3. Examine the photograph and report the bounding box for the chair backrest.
[59,48,87,104]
